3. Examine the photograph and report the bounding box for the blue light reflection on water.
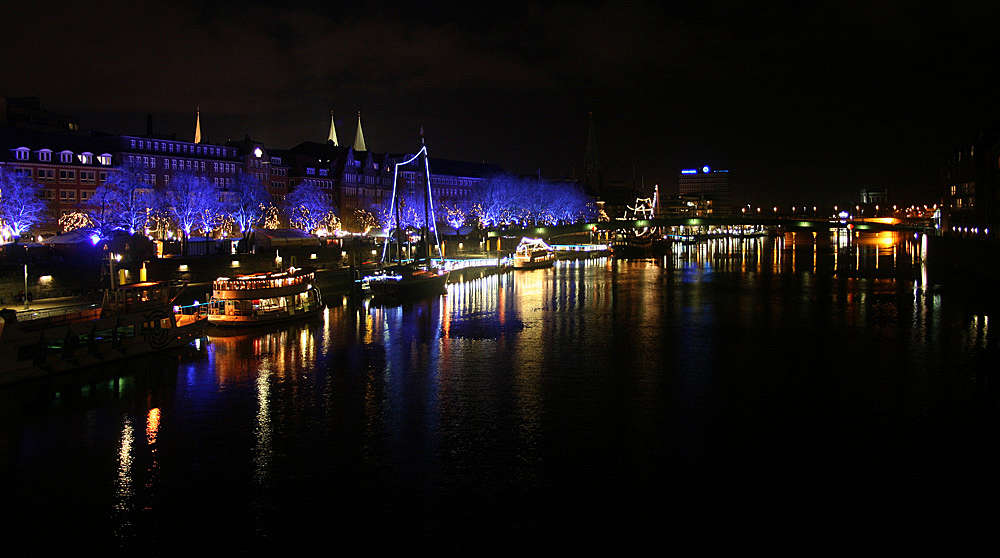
[5,233,1000,553]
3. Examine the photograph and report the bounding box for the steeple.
[353,111,367,152]
[194,106,202,144]
[327,110,339,145]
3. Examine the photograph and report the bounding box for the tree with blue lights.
[436,198,470,234]
[228,172,271,238]
[84,184,123,240]
[159,172,216,251]
[92,164,155,236]
[285,180,337,234]
[468,174,594,228]
[194,196,223,237]
[0,168,48,241]
[370,193,423,236]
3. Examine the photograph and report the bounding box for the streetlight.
[23,246,29,310]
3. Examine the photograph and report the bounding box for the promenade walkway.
[5,295,100,320]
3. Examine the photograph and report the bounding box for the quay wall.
[0,243,352,305]
[926,235,1000,283]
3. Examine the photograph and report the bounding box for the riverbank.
[926,234,1000,284]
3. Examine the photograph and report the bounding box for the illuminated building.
[226,136,290,203]
[0,127,114,231]
[280,114,502,232]
[941,131,1000,239]
[678,165,731,217]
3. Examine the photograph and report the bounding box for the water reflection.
[666,230,927,281]
[6,231,1000,553]
[114,417,134,541]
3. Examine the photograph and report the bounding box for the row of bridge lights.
[740,204,937,218]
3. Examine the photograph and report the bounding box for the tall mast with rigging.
[420,128,432,265]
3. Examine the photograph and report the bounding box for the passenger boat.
[363,131,450,298]
[207,266,323,326]
[513,237,556,269]
[0,281,207,386]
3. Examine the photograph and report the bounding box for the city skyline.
[4,1,1000,208]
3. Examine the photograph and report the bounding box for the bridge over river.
[486,216,936,241]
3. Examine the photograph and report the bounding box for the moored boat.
[513,237,556,269]
[207,266,323,326]
[363,262,450,297]
[363,130,451,299]
[0,281,207,386]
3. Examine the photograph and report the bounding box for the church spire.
[194,106,202,144]
[353,111,367,152]
[327,110,339,146]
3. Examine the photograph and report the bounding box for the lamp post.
[23,246,29,310]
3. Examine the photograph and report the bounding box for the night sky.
[4,1,1000,207]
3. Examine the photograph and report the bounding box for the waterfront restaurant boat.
[207,266,323,326]
[513,237,556,269]
[0,281,207,386]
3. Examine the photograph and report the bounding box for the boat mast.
[420,128,432,266]
[394,172,402,264]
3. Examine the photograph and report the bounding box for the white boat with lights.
[362,131,450,298]
[513,237,556,269]
[207,266,323,326]
[0,281,207,386]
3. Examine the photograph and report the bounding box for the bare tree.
[160,172,216,253]
[228,172,270,239]
[286,180,336,234]
[0,168,48,241]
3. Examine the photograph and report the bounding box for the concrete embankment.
[926,235,1000,283]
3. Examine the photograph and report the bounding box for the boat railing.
[442,257,506,271]
[550,244,609,252]
[175,303,209,317]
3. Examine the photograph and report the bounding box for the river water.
[3,231,999,554]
